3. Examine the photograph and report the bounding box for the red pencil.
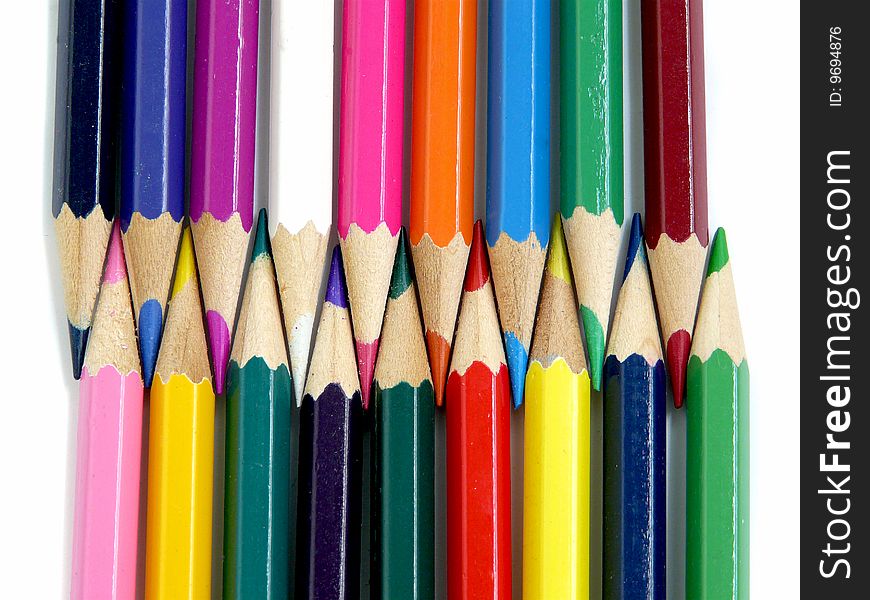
[641,0,709,407]
[446,220,512,600]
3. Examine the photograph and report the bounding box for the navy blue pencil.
[603,213,667,598]
[296,247,364,600]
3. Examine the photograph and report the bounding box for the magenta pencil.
[189,0,259,394]
[337,0,406,409]
[70,222,144,599]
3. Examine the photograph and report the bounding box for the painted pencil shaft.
[269,0,333,406]
[52,0,121,379]
[223,211,292,599]
[560,0,623,391]
[71,224,143,599]
[602,214,667,599]
[447,221,512,599]
[371,230,436,599]
[338,0,406,409]
[641,0,709,406]
[486,0,551,407]
[296,247,364,600]
[409,0,477,406]
[687,229,749,598]
[145,229,215,598]
[189,0,259,394]
[523,218,590,599]
[120,0,186,387]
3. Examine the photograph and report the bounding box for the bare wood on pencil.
[561,207,621,324]
[232,256,289,371]
[412,230,470,341]
[305,303,361,400]
[155,276,211,386]
[122,212,182,317]
[272,220,331,330]
[450,285,505,377]
[191,212,249,321]
[84,277,139,376]
[487,230,546,344]
[646,232,706,339]
[608,256,663,365]
[530,269,586,375]
[374,289,431,389]
[692,263,746,364]
[55,204,112,328]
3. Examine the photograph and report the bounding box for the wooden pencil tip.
[388,228,412,299]
[667,330,691,407]
[356,338,379,410]
[325,246,349,309]
[103,221,126,284]
[622,213,647,282]
[426,331,450,407]
[464,220,490,292]
[68,323,89,380]
[706,228,729,276]
[251,208,271,262]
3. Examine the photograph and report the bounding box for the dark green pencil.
[223,209,292,599]
[371,229,435,599]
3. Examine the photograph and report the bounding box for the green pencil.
[686,228,749,598]
[223,209,292,599]
[559,0,624,390]
[371,229,435,599]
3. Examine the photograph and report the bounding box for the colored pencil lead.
[641,0,710,406]
[52,0,121,379]
[223,209,292,599]
[486,0,551,407]
[603,213,666,598]
[686,228,749,598]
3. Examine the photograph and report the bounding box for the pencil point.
[623,213,646,281]
[581,307,605,390]
[68,323,89,380]
[138,299,163,387]
[251,208,270,261]
[426,331,451,407]
[207,310,231,394]
[325,247,349,309]
[707,228,729,276]
[464,220,489,292]
[504,332,528,408]
[667,330,691,407]
[356,338,379,410]
[388,229,413,298]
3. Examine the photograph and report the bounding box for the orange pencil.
[409,0,477,407]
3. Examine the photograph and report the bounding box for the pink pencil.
[189,0,259,394]
[70,223,144,600]
[338,0,406,409]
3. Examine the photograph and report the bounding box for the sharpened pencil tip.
[207,310,231,394]
[138,299,163,387]
[504,332,528,409]
[707,228,729,276]
[356,338,379,410]
[667,330,691,407]
[325,246,349,308]
[464,220,490,292]
[581,307,605,390]
[251,208,271,262]
[426,331,451,407]
[68,322,89,380]
[623,213,647,281]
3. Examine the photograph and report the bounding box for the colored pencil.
[486,0,551,408]
[409,0,477,407]
[222,210,292,599]
[447,220,512,599]
[119,0,186,387]
[641,0,709,406]
[602,214,666,599]
[52,0,121,379]
[523,217,591,599]
[144,228,215,598]
[338,0,406,409]
[269,0,333,406]
[296,246,364,600]
[70,222,143,599]
[189,0,259,394]
[560,0,624,391]
[686,229,749,598]
[371,229,435,599]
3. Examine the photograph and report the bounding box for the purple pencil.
[296,247,363,600]
[189,0,259,393]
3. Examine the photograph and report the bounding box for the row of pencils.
[54,0,749,598]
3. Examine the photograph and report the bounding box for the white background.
[0,1,799,598]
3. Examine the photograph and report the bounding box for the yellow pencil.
[523,217,591,599]
[144,228,215,598]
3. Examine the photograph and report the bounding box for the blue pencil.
[486,0,551,408]
[119,0,187,386]
[603,214,667,598]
